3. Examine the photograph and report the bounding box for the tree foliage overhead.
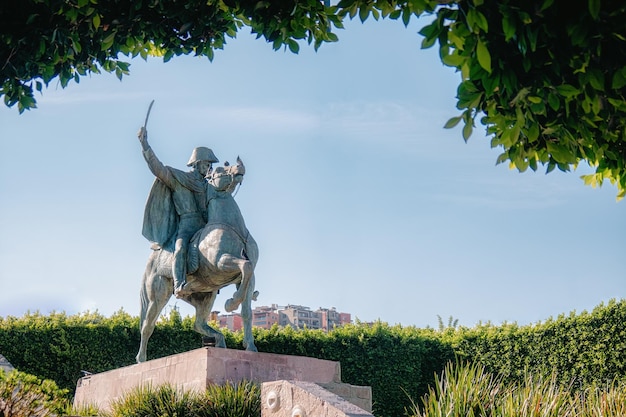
[0,0,341,112]
[2,0,626,198]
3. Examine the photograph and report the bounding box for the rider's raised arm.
[137,127,175,188]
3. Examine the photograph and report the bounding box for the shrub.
[108,381,260,417]
[201,381,261,417]
[407,361,626,417]
[109,383,200,417]
[0,369,69,417]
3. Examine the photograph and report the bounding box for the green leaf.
[547,93,560,110]
[540,0,555,11]
[359,6,369,22]
[444,115,463,129]
[418,21,439,40]
[526,122,540,142]
[92,14,100,30]
[101,32,115,51]
[401,8,411,26]
[588,0,600,20]
[611,68,626,89]
[556,84,580,98]
[496,152,509,165]
[588,69,605,90]
[421,35,437,49]
[462,120,473,141]
[467,9,488,33]
[547,142,575,163]
[287,39,299,53]
[501,14,516,41]
[389,9,401,19]
[476,38,491,73]
[442,53,465,67]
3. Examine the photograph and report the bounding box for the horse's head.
[208,157,245,193]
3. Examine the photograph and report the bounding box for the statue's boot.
[174,282,192,298]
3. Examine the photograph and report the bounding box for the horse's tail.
[139,272,148,330]
[138,252,156,329]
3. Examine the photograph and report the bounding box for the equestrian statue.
[134,102,258,363]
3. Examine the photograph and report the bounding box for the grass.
[75,380,261,417]
[407,361,626,417]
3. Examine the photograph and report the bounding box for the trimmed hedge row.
[0,310,201,393]
[0,300,624,417]
[448,299,626,388]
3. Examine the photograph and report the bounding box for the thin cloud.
[176,105,321,134]
[37,89,149,105]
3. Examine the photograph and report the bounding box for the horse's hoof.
[225,298,237,312]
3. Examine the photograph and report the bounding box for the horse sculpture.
[136,157,258,363]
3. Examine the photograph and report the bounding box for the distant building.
[252,304,281,329]
[218,313,243,331]
[280,305,321,329]
[318,307,351,331]
[215,304,351,332]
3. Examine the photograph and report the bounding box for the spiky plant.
[200,381,261,417]
[495,372,576,417]
[575,380,626,417]
[409,361,501,417]
[108,383,200,417]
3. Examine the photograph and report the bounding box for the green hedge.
[0,309,203,393]
[448,299,626,387]
[0,300,624,417]
[242,322,455,417]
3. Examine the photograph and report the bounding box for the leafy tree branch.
[2,0,625,198]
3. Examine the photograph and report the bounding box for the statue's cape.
[170,168,206,193]
[142,178,177,246]
[141,167,206,246]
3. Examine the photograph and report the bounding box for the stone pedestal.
[262,380,373,417]
[73,347,372,414]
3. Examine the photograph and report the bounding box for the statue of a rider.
[137,126,218,298]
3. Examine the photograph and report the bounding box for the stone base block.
[73,347,371,413]
[262,380,374,417]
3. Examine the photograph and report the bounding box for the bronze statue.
[134,103,258,362]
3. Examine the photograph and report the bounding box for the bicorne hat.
[187,147,219,166]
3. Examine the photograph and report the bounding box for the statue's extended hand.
[137,127,149,151]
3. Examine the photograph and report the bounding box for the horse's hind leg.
[136,270,171,363]
[185,292,226,348]
[217,254,254,313]
[240,273,258,352]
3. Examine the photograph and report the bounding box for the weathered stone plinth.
[73,347,372,414]
[262,380,373,417]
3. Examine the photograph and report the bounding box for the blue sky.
[0,17,623,328]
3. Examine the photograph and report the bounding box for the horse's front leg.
[185,291,226,348]
[217,254,253,312]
